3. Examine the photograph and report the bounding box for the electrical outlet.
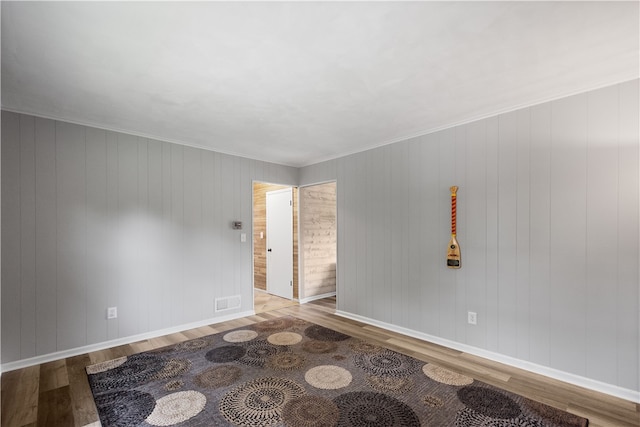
[467,311,477,325]
[107,307,118,319]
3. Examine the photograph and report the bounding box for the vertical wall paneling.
[454,125,467,342]
[0,108,2,371]
[484,116,500,352]
[407,138,424,330]
[211,152,223,308]
[238,159,251,304]
[106,131,119,340]
[2,112,22,362]
[585,85,619,385]
[1,80,638,397]
[85,127,108,345]
[230,156,240,296]
[334,161,343,307]
[2,112,297,365]
[170,144,184,325]
[367,148,383,322]
[116,133,139,338]
[335,157,345,312]
[516,109,531,360]
[466,120,487,349]
[549,94,588,375]
[19,115,36,358]
[295,80,639,394]
[400,142,410,328]
[200,151,215,317]
[354,153,367,317]
[422,134,440,335]
[389,145,401,324]
[497,112,518,357]
[340,155,347,311]
[183,147,204,320]
[438,129,456,340]
[342,156,355,314]
[617,79,639,391]
[528,103,551,367]
[160,141,172,329]
[136,139,150,334]
[220,155,234,298]
[383,147,393,323]
[342,156,356,314]
[34,117,57,355]
[56,122,87,351]
[364,150,374,320]
[379,149,390,320]
[146,139,163,331]
[240,159,253,305]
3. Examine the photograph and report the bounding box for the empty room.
[1,2,638,426]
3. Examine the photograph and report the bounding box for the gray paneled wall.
[2,79,638,396]
[1,112,297,363]
[299,79,640,393]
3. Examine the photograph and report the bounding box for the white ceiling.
[2,2,638,167]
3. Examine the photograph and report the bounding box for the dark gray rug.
[86,316,588,426]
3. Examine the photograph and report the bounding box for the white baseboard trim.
[335,310,640,404]
[1,310,255,373]
[299,291,336,304]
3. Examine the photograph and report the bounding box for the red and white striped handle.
[450,186,458,236]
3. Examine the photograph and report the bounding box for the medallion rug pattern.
[86,316,588,426]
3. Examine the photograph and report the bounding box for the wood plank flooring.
[253,289,298,314]
[2,297,638,426]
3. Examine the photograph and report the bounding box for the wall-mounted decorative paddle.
[447,186,461,269]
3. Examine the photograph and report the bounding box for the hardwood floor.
[1,297,638,426]
[253,289,298,313]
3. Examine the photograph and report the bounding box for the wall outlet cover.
[467,311,477,325]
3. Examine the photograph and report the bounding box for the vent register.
[215,295,242,312]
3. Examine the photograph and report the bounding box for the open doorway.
[252,182,299,313]
[299,181,337,303]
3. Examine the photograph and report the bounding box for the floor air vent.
[215,295,241,312]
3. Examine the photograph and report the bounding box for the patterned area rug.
[86,316,588,426]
